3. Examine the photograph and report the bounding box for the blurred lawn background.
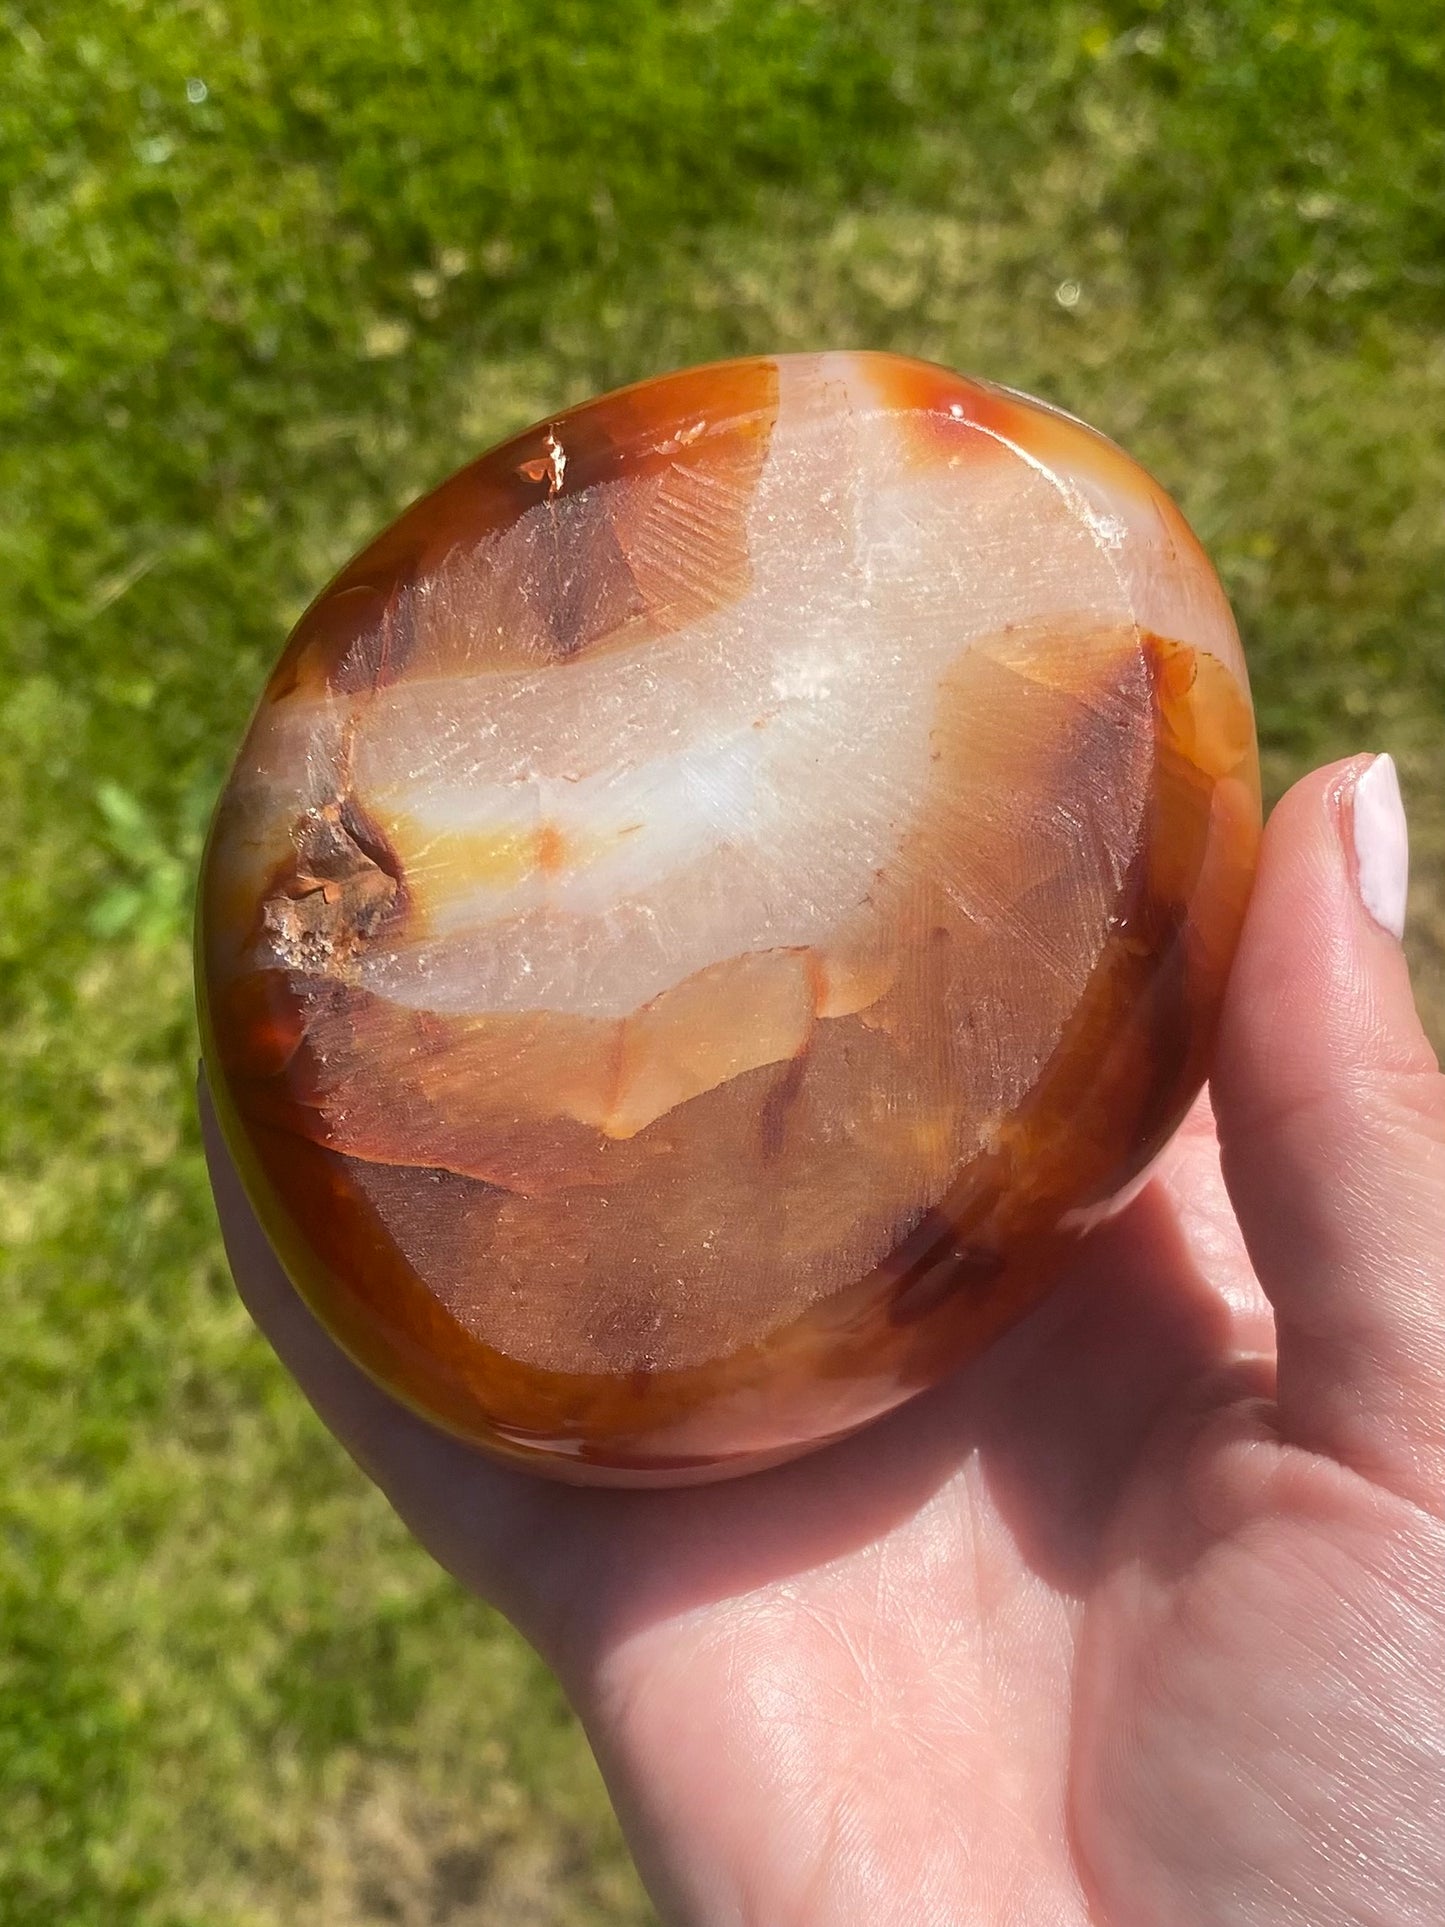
[3,2,1443,1920]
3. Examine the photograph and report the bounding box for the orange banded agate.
[198,352,1260,1484]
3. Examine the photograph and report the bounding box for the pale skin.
[205,756,1445,1926]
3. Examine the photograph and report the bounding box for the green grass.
[3,3,1443,1920]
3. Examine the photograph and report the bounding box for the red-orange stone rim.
[199,351,1261,1484]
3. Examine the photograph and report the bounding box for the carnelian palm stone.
[199,351,1260,1484]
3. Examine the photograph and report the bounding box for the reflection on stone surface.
[199,352,1260,1483]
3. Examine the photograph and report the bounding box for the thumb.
[1211,753,1445,1506]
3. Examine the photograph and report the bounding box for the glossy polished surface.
[199,352,1260,1483]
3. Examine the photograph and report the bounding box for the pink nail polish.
[1352,753,1409,940]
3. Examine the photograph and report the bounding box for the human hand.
[204,754,1445,1927]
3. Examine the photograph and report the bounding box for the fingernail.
[1352,753,1409,940]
